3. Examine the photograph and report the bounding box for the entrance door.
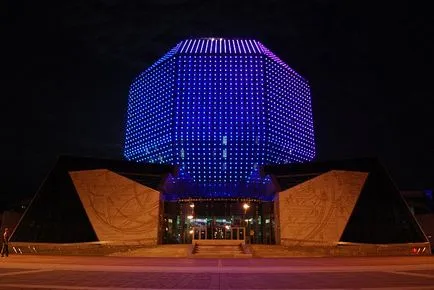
[193,226,207,240]
[193,226,245,242]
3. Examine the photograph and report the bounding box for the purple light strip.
[245,40,252,54]
[194,39,200,53]
[252,40,262,53]
[240,40,246,53]
[200,39,205,53]
[204,39,209,53]
[236,40,241,53]
[179,41,188,53]
[169,39,283,55]
[191,39,197,53]
[184,39,193,53]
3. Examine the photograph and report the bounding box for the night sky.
[2,1,433,208]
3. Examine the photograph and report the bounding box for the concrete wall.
[69,169,161,245]
[275,170,368,246]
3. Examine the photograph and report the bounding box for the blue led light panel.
[123,38,316,193]
[175,54,265,184]
[261,44,315,163]
[124,55,176,163]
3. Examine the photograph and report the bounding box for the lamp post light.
[243,203,250,215]
[189,203,195,216]
[242,203,251,243]
[242,203,250,227]
[188,203,195,220]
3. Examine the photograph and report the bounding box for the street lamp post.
[242,203,250,242]
[187,203,195,243]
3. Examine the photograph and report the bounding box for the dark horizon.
[2,1,433,208]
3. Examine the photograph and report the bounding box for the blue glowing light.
[124,38,316,196]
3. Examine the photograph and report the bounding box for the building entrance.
[192,226,245,242]
[162,199,275,244]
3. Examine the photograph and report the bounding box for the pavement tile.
[0,270,434,289]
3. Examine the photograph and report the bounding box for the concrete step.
[250,245,325,257]
[193,244,251,257]
[196,246,243,250]
[194,253,251,258]
[109,245,190,257]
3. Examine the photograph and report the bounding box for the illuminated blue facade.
[124,38,315,198]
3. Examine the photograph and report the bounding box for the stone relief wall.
[69,169,161,245]
[276,170,368,246]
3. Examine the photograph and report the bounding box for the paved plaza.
[1,255,434,289]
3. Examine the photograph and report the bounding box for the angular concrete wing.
[69,169,160,245]
[276,170,368,246]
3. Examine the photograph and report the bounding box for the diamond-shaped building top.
[124,38,315,196]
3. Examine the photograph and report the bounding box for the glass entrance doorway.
[162,199,275,244]
[193,226,245,241]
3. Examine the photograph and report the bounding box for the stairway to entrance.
[192,242,252,258]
